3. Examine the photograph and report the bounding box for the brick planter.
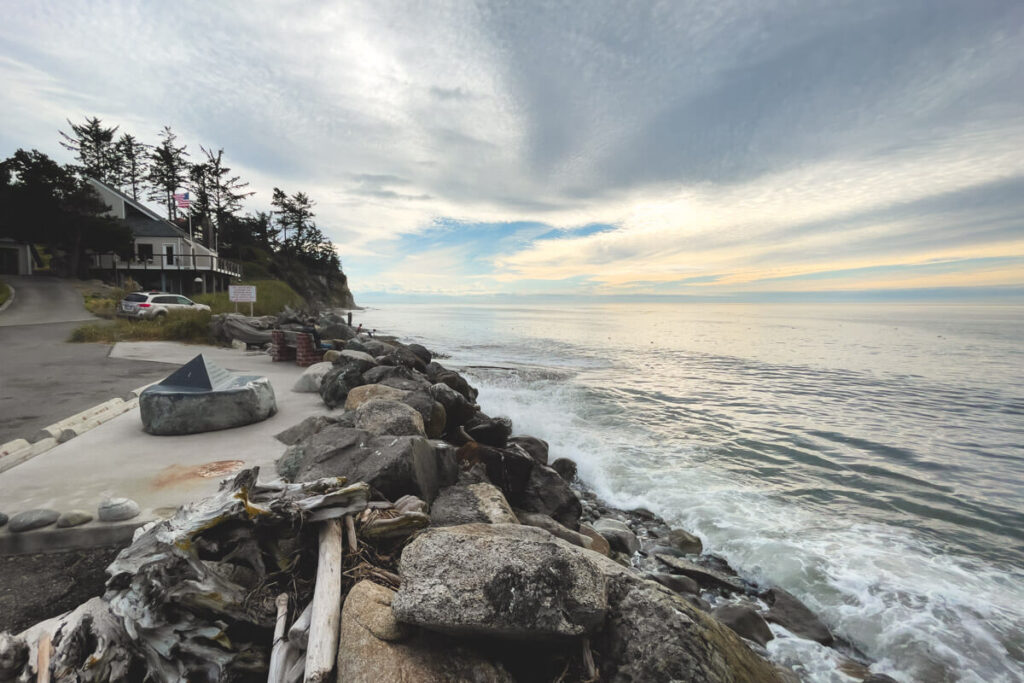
[271,330,296,363]
[295,332,324,367]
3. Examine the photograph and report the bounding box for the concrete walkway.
[0,343,328,553]
[0,275,97,327]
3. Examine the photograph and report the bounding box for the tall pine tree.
[58,116,120,183]
[147,126,189,220]
[114,133,149,200]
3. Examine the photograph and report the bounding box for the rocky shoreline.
[1,320,898,682]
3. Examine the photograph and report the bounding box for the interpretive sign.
[229,285,257,302]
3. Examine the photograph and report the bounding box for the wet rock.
[345,383,407,411]
[585,550,783,683]
[644,543,684,558]
[8,509,60,532]
[667,528,703,555]
[579,523,611,556]
[393,523,607,639]
[431,483,519,526]
[291,361,333,392]
[354,399,426,437]
[593,518,640,555]
[362,340,397,357]
[763,587,833,645]
[363,364,423,387]
[424,361,447,381]
[458,441,535,497]
[384,346,428,373]
[338,580,513,683]
[380,375,432,393]
[863,674,900,683]
[98,497,140,522]
[550,457,578,481]
[655,554,744,593]
[401,391,446,439]
[647,572,700,596]
[277,425,455,502]
[514,463,582,530]
[319,363,366,408]
[429,382,477,434]
[516,510,591,549]
[712,603,774,647]
[507,435,549,465]
[406,343,432,365]
[57,510,94,528]
[435,370,478,402]
[465,415,513,448]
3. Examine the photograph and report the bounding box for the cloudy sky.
[2,0,1022,300]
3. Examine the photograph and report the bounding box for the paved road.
[0,276,174,444]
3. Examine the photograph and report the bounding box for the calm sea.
[356,302,1024,682]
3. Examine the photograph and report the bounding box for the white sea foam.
[468,368,1024,683]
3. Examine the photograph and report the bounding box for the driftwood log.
[1,468,369,683]
[304,519,344,682]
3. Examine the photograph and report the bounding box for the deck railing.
[91,253,242,278]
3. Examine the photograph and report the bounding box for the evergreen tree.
[146,126,189,220]
[0,149,132,276]
[58,116,120,182]
[189,147,254,250]
[114,133,150,200]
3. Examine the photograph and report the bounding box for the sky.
[2,0,1023,302]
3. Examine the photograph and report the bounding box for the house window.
[137,244,154,262]
[165,244,175,266]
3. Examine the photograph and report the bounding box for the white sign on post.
[229,285,257,315]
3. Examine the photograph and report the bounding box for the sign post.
[229,285,257,317]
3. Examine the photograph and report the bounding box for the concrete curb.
[0,380,158,474]
[0,283,14,314]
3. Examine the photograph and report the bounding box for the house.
[86,178,241,294]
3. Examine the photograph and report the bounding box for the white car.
[117,291,211,319]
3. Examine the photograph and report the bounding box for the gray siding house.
[87,179,241,293]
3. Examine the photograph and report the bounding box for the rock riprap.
[139,354,277,435]
[7,509,59,532]
[393,523,607,639]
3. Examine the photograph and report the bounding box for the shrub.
[69,309,213,344]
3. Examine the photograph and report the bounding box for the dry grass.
[69,309,214,344]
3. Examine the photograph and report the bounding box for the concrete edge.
[0,380,155,474]
[0,518,146,555]
[0,282,14,314]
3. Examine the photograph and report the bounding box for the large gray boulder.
[712,603,774,647]
[655,554,744,593]
[401,391,446,439]
[593,556,784,683]
[291,361,333,393]
[763,587,833,645]
[515,510,592,550]
[507,436,549,465]
[392,524,607,640]
[354,399,426,437]
[337,580,513,683]
[430,483,519,526]
[513,463,582,530]
[319,363,366,409]
[140,355,277,435]
[429,382,477,435]
[345,383,407,410]
[592,518,640,555]
[276,425,455,502]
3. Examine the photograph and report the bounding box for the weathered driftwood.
[582,637,598,681]
[288,602,313,650]
[268,594,291,683]
[304,519,344,683]
[360,510,431,539]
[345,513,358,553]
[0,632,28,681]
[5,468,369,683]
[36,634,49,683]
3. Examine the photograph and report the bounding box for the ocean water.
[355,302,1024,682]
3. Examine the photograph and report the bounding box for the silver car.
[117,291,211,319]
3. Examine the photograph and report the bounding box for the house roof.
[87,178,191,241]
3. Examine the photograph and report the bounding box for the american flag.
[174,192,191,208]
